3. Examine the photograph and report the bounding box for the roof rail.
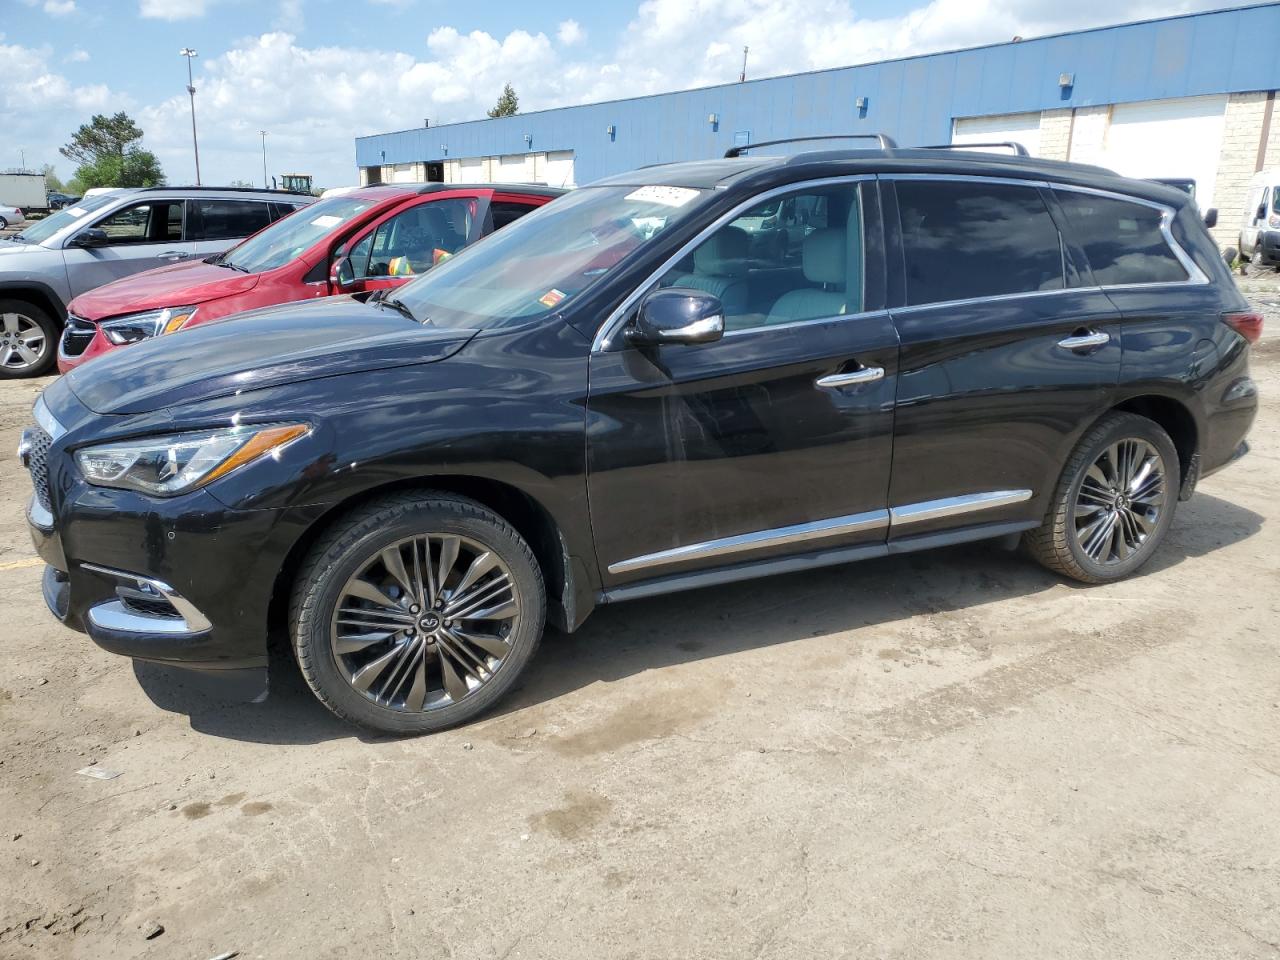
[724,133,897,158]
[137,185,315,196]
[916,141,1030,157]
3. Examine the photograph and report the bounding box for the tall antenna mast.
[740,45,749,83]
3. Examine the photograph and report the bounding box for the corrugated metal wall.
[355,3,1280,185]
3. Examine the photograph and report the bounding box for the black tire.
[1024,412,1179,584]
[290,491,545,735]
[0,298,59,378]
[0,217,8,230]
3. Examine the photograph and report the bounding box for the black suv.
[24,137,1260,734]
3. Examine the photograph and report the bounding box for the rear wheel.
[0,299,58,378]
[291,492,545,734]
[1024,412,1178,584]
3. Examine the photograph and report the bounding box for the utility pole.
[180,48,201,185]
[740,45,749,83]
[260,131,268,189]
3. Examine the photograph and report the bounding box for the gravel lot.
[1,287,1278,959]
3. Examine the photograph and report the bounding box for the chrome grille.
[25,426,52,510]
[60,314,95,358]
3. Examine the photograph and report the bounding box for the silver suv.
[0,186,313,378]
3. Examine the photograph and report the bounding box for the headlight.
[100,306,198,345]
[76,423,308,496]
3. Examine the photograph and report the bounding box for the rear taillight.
[1223,312,1263,344]
[14,209,22,219]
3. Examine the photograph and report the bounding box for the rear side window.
[93,200,184,244]
[896,180,1064,306]
[489,200,538,230]
[1054,192,1188,286]
[193,199,274,241]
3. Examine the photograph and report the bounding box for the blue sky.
[1,0,1222,188]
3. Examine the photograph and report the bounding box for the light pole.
[179,47,201,186]
[260,131,268,189]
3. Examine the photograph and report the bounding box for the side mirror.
[1203,208,1218,229]
[329,255,357,289]
[628,288,725,346]
[1257,204,1268,222]
[70,228,110,248]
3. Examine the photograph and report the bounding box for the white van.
[1239,169,1280,267]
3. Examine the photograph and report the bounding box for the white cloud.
[67,48,90,62]
[43,0,77,15]
[557,19,585,46]
[139,0,207,20]
[2,0,1235,188]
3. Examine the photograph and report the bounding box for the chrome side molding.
[608,489,1034,576]
[889,489,1032,526]
[607,509,890,574]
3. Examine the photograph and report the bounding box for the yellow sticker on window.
[538,288,567,308]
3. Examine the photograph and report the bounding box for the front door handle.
[816,365,885,389]
[159,251,190,262]
[1057,330,1110,351]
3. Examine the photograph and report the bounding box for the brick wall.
[1038,109,1073,161]
[1208,92,1276,249]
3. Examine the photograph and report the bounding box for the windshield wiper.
[375,295,418,322]
[217,259,249,273]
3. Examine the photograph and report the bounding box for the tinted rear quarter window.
[896,180,1064,306]
[193,199,274,241]
[1054,192,1188,286]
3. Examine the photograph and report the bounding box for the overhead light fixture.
[440,144,448,155]
[708,113,719,125]
[606,124,616,136]
[855,96,867,110]
[1059,72,1075,88]
[524,133,532,146]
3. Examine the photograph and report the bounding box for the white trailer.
[0,173,48,213]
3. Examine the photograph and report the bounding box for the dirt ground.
[1,293,1278,960]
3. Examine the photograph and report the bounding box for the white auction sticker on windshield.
[625,186,700,208]
[310,215,343,228]
[66,206,88,217]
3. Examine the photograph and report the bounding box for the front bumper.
[56,320,113,374]
[29,484,305,670]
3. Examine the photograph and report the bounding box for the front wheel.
[1024,412,1178,584]
[0,299,58,378]
[291,492,546,734]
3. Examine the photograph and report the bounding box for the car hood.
[69,260,261,320]
[0,240,58,264]
[65,297,477,415]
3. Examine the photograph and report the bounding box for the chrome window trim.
[32,395,65,441]
[884,173,1209,306]
[607,488,1034,576]
[592,174,875,353]
[607,508,890,574]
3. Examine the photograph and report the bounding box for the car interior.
[362,200,471,278]
[659,185,863,329]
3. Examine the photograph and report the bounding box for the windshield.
[12,194,118,245]
[394,185,710,329]
[223,196,376,273]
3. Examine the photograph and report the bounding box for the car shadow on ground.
[131,491,1263,745]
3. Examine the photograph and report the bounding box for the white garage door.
[952,112,1042,157]
[458,156,486,183]
[493,154,530,183]
[543,150,575,187]
[389,163,418,184]
[1093,95,1227,210]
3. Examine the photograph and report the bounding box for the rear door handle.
[1057,330,1110,351]
[816,365,885,389]
[159,251,190,262]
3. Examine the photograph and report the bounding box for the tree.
[229,179,255,188]
[487,84,519,118]
[60,111,166,189]
[41,164,64,192]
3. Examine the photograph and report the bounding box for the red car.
[58,184,563,371]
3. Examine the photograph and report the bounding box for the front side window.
[15,193,117,245]
[221,196,377,273]
[394,184,712,330]
[347,198,480,280]
[92,200,184,244]
[654,182,863,331]
[1055,191,1188,286]
[897,180,1065,306]
[193,199,273,242]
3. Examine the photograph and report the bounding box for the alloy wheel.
[0,312,47,372]
[330,534,519,712]
[1072,438,1166,565]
